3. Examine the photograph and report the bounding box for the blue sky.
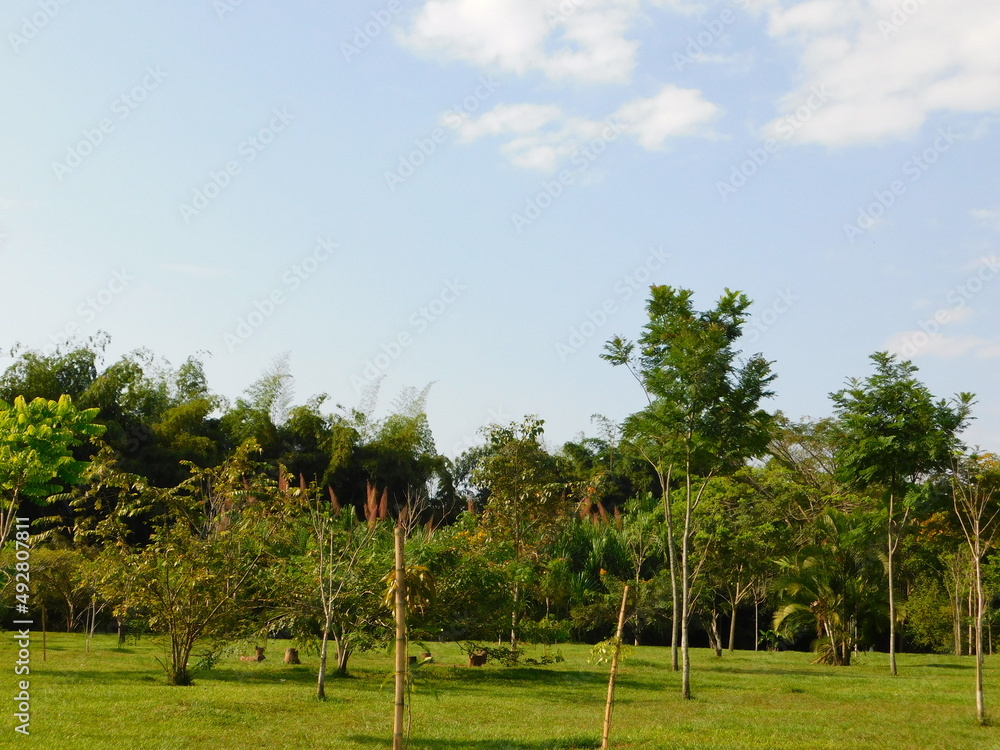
[2,0,999,457]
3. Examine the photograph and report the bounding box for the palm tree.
[772,510,884,665]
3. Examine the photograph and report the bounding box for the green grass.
[1,633,997,749]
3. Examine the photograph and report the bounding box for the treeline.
[1,288,997,705]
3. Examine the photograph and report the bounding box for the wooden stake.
[601,585,630,750]
[393,525,407,750]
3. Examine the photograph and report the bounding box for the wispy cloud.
[446,85,719,170]
[400,0,643,84]
[757,0,1000,146]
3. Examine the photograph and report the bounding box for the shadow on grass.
[925,663,974,670]
[698,664,860,679]
[349,735,599,749]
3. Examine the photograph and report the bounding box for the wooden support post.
[601,585,630,750]
[393,525,407,750]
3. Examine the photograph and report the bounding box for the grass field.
[1,633,996,749]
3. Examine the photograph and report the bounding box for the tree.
[0,342,101,403]
[604,286,776,698]
[615,493,664,645]
[97,443,283,685]
[951,452,1000,724]
[698,474,788,653]
[471,417,567,656]
[0,394,104,547]
[772,509,885,665]
[275,482,385,695]
[831,352,973,675]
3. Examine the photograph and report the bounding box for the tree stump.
[468,651,487,667]
[240,646,266,662]
[284,648,300,664]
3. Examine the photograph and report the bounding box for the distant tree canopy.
[0,294,993,709]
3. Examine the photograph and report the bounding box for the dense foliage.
[1,290,997,701]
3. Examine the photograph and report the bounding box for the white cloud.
[451,104,565,143]
[886,303,997,360]
[444,86,719,170]
[887,331,1000,360]
[971,209,1000,232]
[614,85,720,148]
[759,0,1000,145]
[400,0,643,84]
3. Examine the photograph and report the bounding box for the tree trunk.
[42,606,47,662]
[680,469,693,699]
[168,636,194,686]
[974,555,985,726]
[954,582,963,656]
[659,465,680,672]
[510,582,520,658]
[728,596,738,653]
[887,492,898,676]
[336,642,351,676]
[754,597,759,653]
[393,525,407,750]
[317,628,330,700]
[968,584,974,657]
[707,607,722,658]
[601,585,630,750]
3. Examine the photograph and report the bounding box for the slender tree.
[832,352,973,675]
[605,286,775,698]
[951,452,1000,724]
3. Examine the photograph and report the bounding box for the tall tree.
[950,452,1000,724]
[604,286,775,698]
[831,352,973,675]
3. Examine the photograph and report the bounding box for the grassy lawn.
[1,633,996,749]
